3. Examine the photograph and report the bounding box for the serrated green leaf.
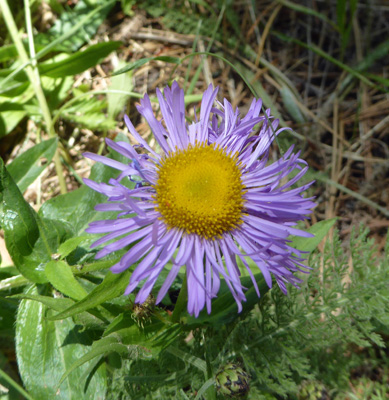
[290,218,337,253]
[16,286,106,400]
[45,260,88,301]
[39,41,122,79]
[7,138,58,193]
[48,270,131,320]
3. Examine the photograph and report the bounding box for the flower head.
[84,82,315,317]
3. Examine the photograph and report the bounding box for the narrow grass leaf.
[195,378,216,400]
[39,42,121,78]
[47,270,131,320]
[166,346,207,373]
[280,85,305,124]
[272,31,377,89]
[277,0,338,30]
[110,56,181,77]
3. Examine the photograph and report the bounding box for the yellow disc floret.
[154,142,245,239]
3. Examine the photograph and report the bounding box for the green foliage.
[0,0,119,137]
[35,0,115,52]
[1,1,389,399]
[100,227,388,399]
[0,158,73,283]
[16,285,107,400]
[6,138,58,193]
[139,0,220,37]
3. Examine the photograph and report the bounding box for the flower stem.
[0,368,34,400]
[205,337,217,400]
[171,271,187,323]
[0,0,67,194]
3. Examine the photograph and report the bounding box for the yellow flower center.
[154,142,245,239]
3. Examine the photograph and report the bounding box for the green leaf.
[36,0,115,52]
[290,218,338,253]
[0,44,18,62]
[11,292,75,312]
[1,158,44,282]
[62,111,116,131]
[0,158,73,283]
[7,138,58,193]
[0,80,29,97]
[0,294,18,340]
[59,315,180,387]
[71,257,121,275]
[0,102,27,137]
[110,56,181,77]
[16,285,107,400]
[39,41,122,79]
[11,292,107,329]
[103,312,182,350]
[58,236,90,259]
[48,270,131,320]
[107,60,133,119]
[186,272,269,327]
[44,75,74,112]
[57,335,150,387]
[166,346,207,373]
[280,85,305,124]
[39,134,135,235]
[45,260,88,301]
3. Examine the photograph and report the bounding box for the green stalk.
[205,336,217,400]
[186,2,226,95]
[0,0,116,90]
[0,369,35,400]
[0,0,67,193]
[171,271,188,323]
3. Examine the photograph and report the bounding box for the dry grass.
[4,1,389,251]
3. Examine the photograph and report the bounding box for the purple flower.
[84,83,315,317]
